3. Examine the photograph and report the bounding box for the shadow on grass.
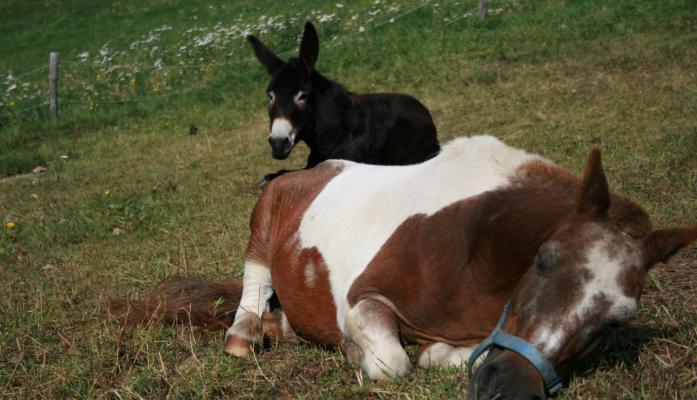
[568,322,671,381]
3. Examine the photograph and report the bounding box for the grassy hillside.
[1,0,696,398]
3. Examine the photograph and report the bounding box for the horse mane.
[514,157,652,238]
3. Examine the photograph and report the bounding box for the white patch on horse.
[269,117,295,144]
[225,260,273,342]
[304,260,316,287]
[298,135,542,333]
[533,234,640,355]
[417,342,478,369]
[346,300,410,380]
[235,260,274,317]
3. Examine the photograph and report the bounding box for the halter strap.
[467,300,563,395]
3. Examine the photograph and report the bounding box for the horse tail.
[108,276,243,330]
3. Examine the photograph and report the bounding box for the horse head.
[469,149,697,399]
[247,22,319,160]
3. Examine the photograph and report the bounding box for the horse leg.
[416,342,480,369]
[259,169,290,188]
[345,298,410,380]
[261,309,298,347]
[224,261,274,357]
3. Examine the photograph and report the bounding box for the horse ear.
[643,224,697,267]
[576,148,610,214]
[299,22,319,73]
[247,35,284,75]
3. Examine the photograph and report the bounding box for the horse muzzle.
[469,349,547,400]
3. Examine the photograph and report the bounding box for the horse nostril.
[479,364,499,388]
[471,360,547,400]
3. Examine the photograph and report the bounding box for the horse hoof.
[224,335,256,357]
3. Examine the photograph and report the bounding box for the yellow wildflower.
[6,222,15,229]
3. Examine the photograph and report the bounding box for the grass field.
[1,0,696,398]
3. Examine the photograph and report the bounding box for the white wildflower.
[318,13,335,23]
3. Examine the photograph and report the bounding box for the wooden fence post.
[49,52,59,121]
[479,0,487,22]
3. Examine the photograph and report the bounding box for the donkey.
[247,22,440,185]
[117,136,696,399]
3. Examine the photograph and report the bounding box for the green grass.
[1,0,697,398]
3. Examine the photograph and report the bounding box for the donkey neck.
[302,70,359,151]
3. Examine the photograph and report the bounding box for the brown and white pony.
[119,136,696,399]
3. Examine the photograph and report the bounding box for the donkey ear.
[299,22,319,73]
[247,35,284,75]
[576,148,610,214]
[644,224,697,266]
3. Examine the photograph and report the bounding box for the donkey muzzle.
[268,136,293,159]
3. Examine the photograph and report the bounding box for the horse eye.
[296,91,308,102]
[536,241,561,277]
[267,92,275,102]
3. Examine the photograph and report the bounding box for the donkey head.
[247,22,320,160]
[469,149,697,399]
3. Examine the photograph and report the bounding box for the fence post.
[49,52,59,121]
[479,0,487,22]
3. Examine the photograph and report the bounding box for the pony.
[117,136,696,399]
[247,22,440,184]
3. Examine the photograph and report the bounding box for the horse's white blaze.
[269,117,295,144]
[298,135,542,333]
[533,234,640,355]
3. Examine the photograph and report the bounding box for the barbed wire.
[0,101,48,119]
[5,65,49,80]
[60,86,195,104]
[323,0,433,50]
[444,0,520,25]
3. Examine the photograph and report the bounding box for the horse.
[247,22,440,185]
[116,136,696,399]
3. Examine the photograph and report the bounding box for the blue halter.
[467,300,563,395]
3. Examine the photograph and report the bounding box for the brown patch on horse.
[257,161,345,346]
[347,161,588,346]
[108,276,243,330]
[273,245,342,345]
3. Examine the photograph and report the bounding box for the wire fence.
[0,102,49,119]
[0,0,516,122]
